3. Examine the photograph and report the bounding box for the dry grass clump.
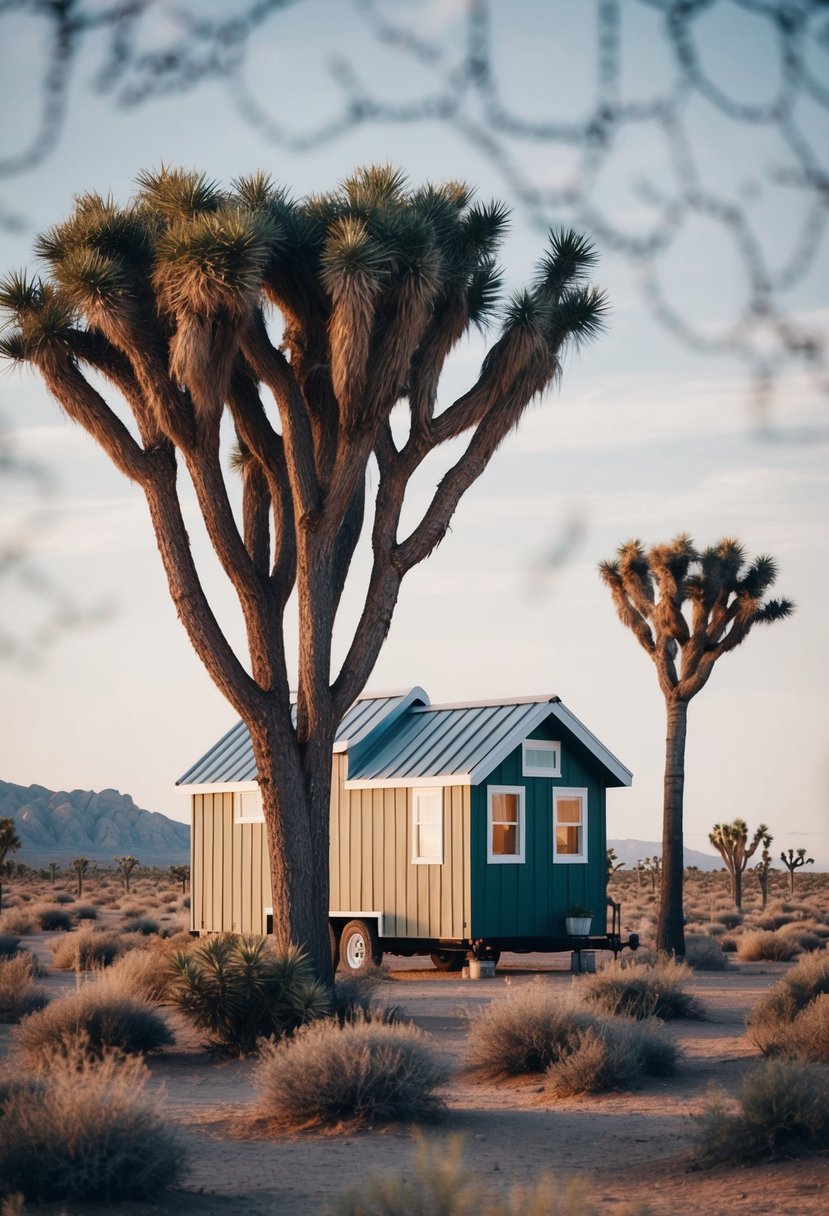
[0,1044,186,1203]
[716,911,742,930]
[12,983,174,1065]
[579,958,705,1021]
[737,930,799,962]
[167,935,330,1055]
[255,1016,449,1129]
[335,1135,649,1216]
[692,1060,829,1166]
[0,910,37,936]
[50,926,134,970]
[684,935,728,971]
[0,955,49,1024]
[0,935,22,959]
[748,953,829,1060]
[33,905,72,932]
[121,915,160,936]
[466,982,678,1092]
[102,948,170,1003]
[50,892,75,906]
[73,903,98,921]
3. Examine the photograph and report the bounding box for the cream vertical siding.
[190,792,271,934]
[329,756,471,940]
[192,761,471,941]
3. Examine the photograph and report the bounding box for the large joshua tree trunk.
[658,697,688,956]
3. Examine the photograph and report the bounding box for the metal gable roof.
[345,695,632,789]
[176,688,428,787]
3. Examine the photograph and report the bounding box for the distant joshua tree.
[606,847,625,882]
[0,817,21,913]
[641,855,661,895]
[114,855,140,894]
[70,856,89,897]
[47,861,59,885]
[780,848,815,896]
[709,819,770,911]
[754,834,774,910]
[169,863,190,894]
[600,535,793,956]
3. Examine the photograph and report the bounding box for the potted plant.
[565,905,593,936]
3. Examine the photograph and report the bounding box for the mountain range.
[0,780,189,867]
[608,838,722,871]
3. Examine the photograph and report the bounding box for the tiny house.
[178,687,633,971]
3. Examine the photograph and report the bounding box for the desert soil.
[3,942,829,1216]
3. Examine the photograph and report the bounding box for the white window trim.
[411,788,444,865]
[553,787,588,864]
[234,788,264,825]
[487,785,525,864]
[522,739,561,778]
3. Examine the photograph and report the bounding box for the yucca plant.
[0,166,607,981]
[165,934,329,1055]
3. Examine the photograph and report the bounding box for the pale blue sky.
[1,1,827,867]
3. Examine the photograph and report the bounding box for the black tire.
[329,923,340,971]
[339,919,382,974]
[430,950,466,972]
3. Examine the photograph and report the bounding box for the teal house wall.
[469,720,608,939]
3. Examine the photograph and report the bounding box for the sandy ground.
[3,939,829,1215]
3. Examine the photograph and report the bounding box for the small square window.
[522,739,561,777]
[412,789,443,864]
[234,789,264,824]
[553,788,587,863]
[488,786,525,863]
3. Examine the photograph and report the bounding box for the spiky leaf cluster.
[600,534,794,701]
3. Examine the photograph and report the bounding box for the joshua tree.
[0,165,606,982]
[71,856,89,897]
[754,834,774,910]
[114,855,140,894]
[47,861,59,886]
[709,819,770,911]
[600,536,793,955]
[641,855,661,895]
[0,817,21,913]
[780,848,814,896]
[169,863,190,894]
[606,847,625,882]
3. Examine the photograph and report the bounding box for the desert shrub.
[35,906,72,932]
[12,984,174,1065]
[121,916,160,936]
[0,955,49,1024]
[720,935,738,952]
[579,958,705,1021]
[779,929,823,953]
[702,921,726,938]
[717,911,743,929]
[166,935,329,1055]
[0,910,36,936]
[334,1135,649,1216]
[544,1017,678,1097]
[73,904,98,921]
[466,983,592,1077]
[692,1060,829,1166]
[0,1044,186,1202]
[50,892,75,906]
[181,895,191,909]
[685,935,728,971]
[748,954,829,1058]
[0,935,21,959]
[255,1016,449,1128]
[50,927,128,970]
[333,966,397,1025]
[102,948,169,1003]
[737,930,799,962]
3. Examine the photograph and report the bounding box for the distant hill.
[0,780,189,867]
[608,838,723,872]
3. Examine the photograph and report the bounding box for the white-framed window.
[553,787,588,863]
[412,788,444,864]
[234,789,264,824]
[522,739,561,778]
[487,786,525,863]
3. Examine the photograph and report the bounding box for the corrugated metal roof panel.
[177,692,409,785]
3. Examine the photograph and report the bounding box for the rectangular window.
[553,788,587,863]
[487,786,525,864]
[522,739,561,777]
[234,789,264,824]
[412,788,443,864]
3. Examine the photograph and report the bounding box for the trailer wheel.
[430,950,466,972]
[340,919,382,974]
